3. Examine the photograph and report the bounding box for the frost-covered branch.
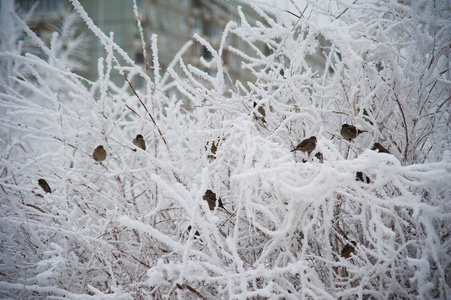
[0,0,450,299]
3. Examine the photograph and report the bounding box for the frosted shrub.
[0,0,450,299]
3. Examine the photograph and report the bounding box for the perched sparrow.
[356,171,371,184]
[203,189,226,211]
[291,136,317,154]
[371,143,389,153]
[314,152,324,163]
[341,241,357,258]
[210,141,217,155]
[206,141,218,161]
[205,140,218,154]
[132,134,146,150]
[38,179,51,193]
[253,102,266,123]
[340,124,368,141]
[92,145,107,162]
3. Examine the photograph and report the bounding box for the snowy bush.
[1,0,450,298]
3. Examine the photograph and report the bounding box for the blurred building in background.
[14,0,276,94]
[14,0,69,58]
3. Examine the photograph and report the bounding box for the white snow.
[0,0,450,298]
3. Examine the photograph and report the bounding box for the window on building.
[212,24,221,39]
[192,17,202,34]
[179,16,188,34]
[158,10,166,30]
[193,0,202,9]
[168,11,177,31]
[231,34,238,47]
[228,55,241,74]
[159,36,167,49]
[17,0,65,13]
[135,76,145,90]
[202,46,212,60]
[136,0,143,12]
[148,4,157,24]
[203,20,211,36]
[211,3,219,16]
[222,50,229,64]
[178,0,188,9]
[135,52,144,64]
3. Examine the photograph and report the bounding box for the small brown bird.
[253,102,266,123]
[314,152,324,163]
[92,145,107,162]
[132,134,146,150]
[356,171,371,184]
[203,189,226,211]
[207,141,218,160]
[291,136,317,154]
[340,124,368,141]
[210,141,217,155]
[38,179,51,193]
[341,241,357,258]
[371,143,389,153]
